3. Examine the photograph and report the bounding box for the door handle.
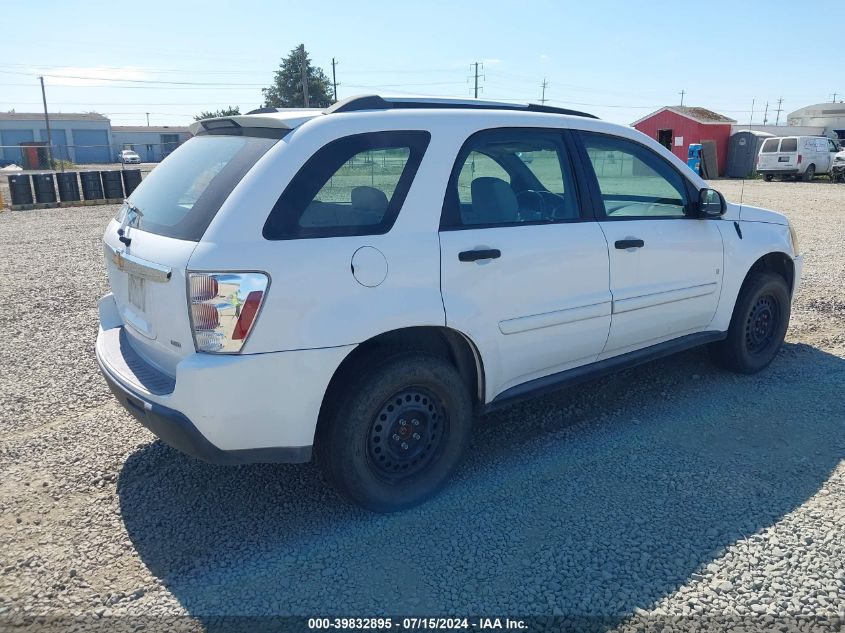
[458,249,501,262]
[614,239,644,250]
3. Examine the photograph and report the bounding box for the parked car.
[96,95,802,511]
[117,149,141,164]
[831,149,845,183]
[757,135,840,181]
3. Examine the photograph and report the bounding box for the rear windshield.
[780,138,797,152]
[761,138,780,153]
[124,133,280,241]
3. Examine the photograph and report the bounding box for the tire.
[801,164,815,182]
[711,272,791,374]
[763,174,773,182]
[316,351,473,512]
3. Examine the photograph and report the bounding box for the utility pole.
[39,76,53,168]
[763,101,769,125]
[831,92,839,102]
[145,112,150,127]
[774,97,783,125]
[471,62,483,99]
[299,44,310,108]
[679,89,685,106]
[540,78,548,105]
[331,57,339,102]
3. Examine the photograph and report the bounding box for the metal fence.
[0,141,184,170]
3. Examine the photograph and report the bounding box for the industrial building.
[111,126,190,162]
[0,112,190,166]
[786,102,845,141]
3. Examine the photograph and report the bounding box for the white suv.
[96,95,803,511]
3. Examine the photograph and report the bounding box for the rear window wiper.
[118,201,144,246]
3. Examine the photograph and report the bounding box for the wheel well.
[320,327,484,420]
[744,252,795,294]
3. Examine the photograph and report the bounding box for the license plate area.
[778,156,790,162]
[128,274,147,312]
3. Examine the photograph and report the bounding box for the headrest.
[351,186,389,213]
[470,177,518,223]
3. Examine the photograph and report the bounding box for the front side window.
[443,129,579,229]
[264,131,430,240]
[579,132,689,219]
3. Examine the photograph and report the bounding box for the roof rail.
[324,95,598,119]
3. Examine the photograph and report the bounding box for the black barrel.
[7,174,33,205]
[121,169,142,195]
[100,171,124,199]
[79,171,104,200]
[56,172,80,202]
[32,173,57,203]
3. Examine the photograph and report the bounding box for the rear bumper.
[96,294,353,464]
[757,168,799,175]
[98,363,310,464]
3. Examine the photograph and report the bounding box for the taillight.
[187,272,269,353]
[797,154,802,164]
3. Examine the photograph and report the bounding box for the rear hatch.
[103,132,280,376]
[758,137,798,171]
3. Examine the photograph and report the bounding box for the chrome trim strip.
[107,244,172,283]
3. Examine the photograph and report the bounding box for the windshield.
[123,133,280,241]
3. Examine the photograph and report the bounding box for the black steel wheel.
[316,350,473,512]
[745,294,779,354]
[367,386,447,482]
[711,272,791,374]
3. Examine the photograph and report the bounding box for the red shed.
[632,106,736,176]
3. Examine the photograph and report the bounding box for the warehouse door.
[72,129,110,163]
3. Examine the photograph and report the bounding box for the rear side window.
[263,131,430,240]
[780,138,797,152]
[761,138,780,153]
[125,134,279,241]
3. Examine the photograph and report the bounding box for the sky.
[2,0,843,128]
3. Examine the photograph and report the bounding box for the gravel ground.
[0,179,843,632]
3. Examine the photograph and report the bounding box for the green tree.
[262,45,334,108]
[194,106,241,121]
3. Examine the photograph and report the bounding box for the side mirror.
[697,188,726,217]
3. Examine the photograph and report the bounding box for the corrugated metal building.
[111,126,191,162]
[0,112,111,164]
[632,106,736,176]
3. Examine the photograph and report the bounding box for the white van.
[757,135,840,181]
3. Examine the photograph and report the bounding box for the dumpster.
[7,174,33,205]
[79,171,104,200]
[687,143,702,175]
[100,171,124,199]
[32,173,57,203]
[56,172,81,202]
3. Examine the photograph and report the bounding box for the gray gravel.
[0,180,843,631]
